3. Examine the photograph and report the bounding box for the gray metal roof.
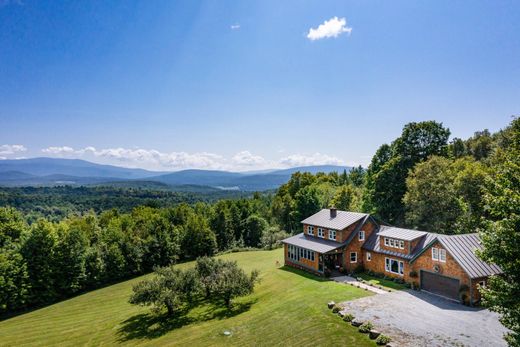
[378,226,427,241]
[301,209,368,230]
[438,234,502,279]
[282,233,344,253]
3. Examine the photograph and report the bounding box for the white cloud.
[278,152,344,167]
[0,144,27,155]
[307,16,352,41]
[38,145,348,171]
[231,151,266,166]
[230,24,240,30]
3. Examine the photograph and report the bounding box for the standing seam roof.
[300,209,367,230]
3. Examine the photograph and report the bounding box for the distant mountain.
[0,158,353,191]
[0,158,162,179]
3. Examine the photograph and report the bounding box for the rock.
[338,310,347,317]
[351,319,363,327]
[369,330,381,339]
[327,301,335,309]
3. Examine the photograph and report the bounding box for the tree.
[129,267,199,315]
[261,226,289,250]
[0,207,26,248]
[195,256,225,298]
[243,215,268,248]
[404,156,462,233]
[181,214,217,259]
[21,220,58,305]
[363,121,450,224]
[348,166,366,187]
[466,129,493,160]
[210,202,234,251]
[0,244,29,313]
[331,185,355,211]
[293,185,321,224]
[478,117,520,346]
[210,260,259,308]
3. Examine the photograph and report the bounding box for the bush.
[332,304,341,313]
[358,321,374,333]
[343,313,355,322]
[376,334,391,345]
[409,270,418,278]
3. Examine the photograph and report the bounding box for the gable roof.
[437,234,502,279]
[378,226,427,241]
[301,209,368,230]
[282,233,344,253]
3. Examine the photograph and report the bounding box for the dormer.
[378,226,427,255]
[301,208,369,243]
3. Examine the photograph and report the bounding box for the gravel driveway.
[340,289,508,347]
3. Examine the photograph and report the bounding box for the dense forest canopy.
[0,118,517,323]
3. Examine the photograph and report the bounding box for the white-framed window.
[288,245,315,262]
[439,249,446,262]
[384,237,388,246]
[307,225,314,235]
[385,258,404,276]
[359,230,365,241]
[350,252,357,263]
[366,252,371,261]
[432,247,439,260]
[328,229,336,241]
[318,228,324,238]
[399,240,404,249]
[478,280,486,288]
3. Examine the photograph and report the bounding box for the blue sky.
[0,0,519,171]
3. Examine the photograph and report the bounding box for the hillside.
[0,249,372,346]
[0,159,353,191]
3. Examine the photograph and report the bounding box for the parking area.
[340,289,508,347]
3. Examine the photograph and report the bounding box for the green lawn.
[0,249,375,346]
[357,273,408,291]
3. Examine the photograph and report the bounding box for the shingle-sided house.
[282,208,502,305]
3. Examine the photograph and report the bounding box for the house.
[282,208,502,305]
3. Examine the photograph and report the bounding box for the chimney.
[330,207,337,218]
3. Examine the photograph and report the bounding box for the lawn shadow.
[278,265,329,282]
[117,298,257,342]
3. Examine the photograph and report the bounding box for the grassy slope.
[0,249,374,346]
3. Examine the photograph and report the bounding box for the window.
[385,258,404,275]
[318,228,324,238]
[384,237,405,249]
[307,226,314,235]
[288,245,315,262]
[478,280,486,288]
[359,230,365,241]
[366,252,371,261]
[350,252,357,263]
[432,247,439,260]
[399,240,404,249]
[384,237,389,246]
[328,229,336,241]
[439,249,446,262]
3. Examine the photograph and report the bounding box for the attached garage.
[420,270,460,301]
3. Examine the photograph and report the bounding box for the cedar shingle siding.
[282,209,503,305]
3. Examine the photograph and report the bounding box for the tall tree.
[331,185,355,211]
[478,117,520,346]
[363,121,450,224]
[243,215,268,247]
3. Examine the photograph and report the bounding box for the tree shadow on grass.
[117,298,257,342]
[278,265,329,282]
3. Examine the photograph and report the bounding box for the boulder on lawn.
[351,319,363,327]
[338,310,346,317]
[327,301,335,309]
[369,330,381,340]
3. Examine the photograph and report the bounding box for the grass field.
[357,273,408,291]
[0,249,375,346]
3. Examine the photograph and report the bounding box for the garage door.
[420,270,460,301]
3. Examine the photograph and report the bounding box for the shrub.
[376,334,391,345]
[358,321,374,333]
[343,313,354,322]
[332,304,341,313]
[409,270,418,278]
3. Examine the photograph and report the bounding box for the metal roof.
[301,209,368,230]
[437,234,502,279]
[282,233,344,253]
[378,226,427,241]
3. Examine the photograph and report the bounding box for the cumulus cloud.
[231,151,266,166]
[230,24,240,30]
[39,145,348,171]
[0,144,27,155]
[278,152,344,167]
[307,16,352,41]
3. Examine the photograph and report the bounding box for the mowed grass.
[356,273,407,291]
[0,249,375,346]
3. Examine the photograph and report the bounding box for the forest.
[0,118,518,333]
